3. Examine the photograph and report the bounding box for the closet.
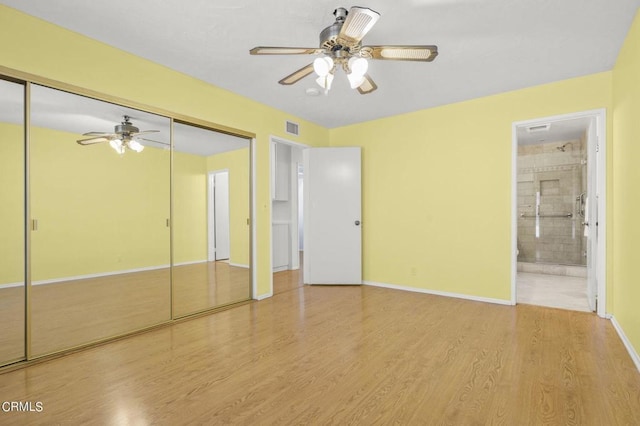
[0,76,253,367]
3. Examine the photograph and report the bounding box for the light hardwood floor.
[273,265,303,295]
[1,274,639,424]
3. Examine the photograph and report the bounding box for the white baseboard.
[1,266,173,288]
[0,259,236,289]
[174,259,208,267]
[0,281,24,289]
[230,263,250,269]
[363,281,513,306]
[254,292,273,301]
[31,264,170,286]
[610,316,640,373]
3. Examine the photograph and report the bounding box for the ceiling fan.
[76,115,160,154]
[250,6,438,94]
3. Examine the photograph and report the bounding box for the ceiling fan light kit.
[76,115,160,155]
[109,139,125,154]
[250,6,438,95]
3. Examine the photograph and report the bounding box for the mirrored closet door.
[172,122,251,317]
[0,78,26,365]
[29,85,172,357]
[0,76,253,367]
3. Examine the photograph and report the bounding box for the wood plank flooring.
[1,273,639,425]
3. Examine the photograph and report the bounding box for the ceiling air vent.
[285,120,299,136]
[527,123,550,133]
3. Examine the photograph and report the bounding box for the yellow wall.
[330,73,612,301]
[0,123,24,285]
[207,148,251,267]
[30,127,170,281]
[0,4,329,296]
[612,11,640,359]
[173,151,207,264]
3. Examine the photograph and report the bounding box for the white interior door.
[303,147,362,284]
[211,171,230,261]
[586,118,598,311]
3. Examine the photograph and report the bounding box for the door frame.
[207,169,230,262]
[511,108,607,317]
[268,136,309,297]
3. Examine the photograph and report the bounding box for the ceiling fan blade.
[82,131,113,137]
[361,45,438,62]
[77,137,109,145]
[131,130,160,136]
[250,46,325,55]
[278,63,315,85]
[338,6,380,46]
[137,137,169,146]
[357,74,378,95]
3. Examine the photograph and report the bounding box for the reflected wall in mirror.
[172,122,251,317]
[0,78,25,365]
[29,85,172,356]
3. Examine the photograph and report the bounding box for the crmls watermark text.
[2,401,44,413]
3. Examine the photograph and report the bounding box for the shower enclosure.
[517,139,587,266]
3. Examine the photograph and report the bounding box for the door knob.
[355,220,361,226]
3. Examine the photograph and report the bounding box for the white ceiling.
[1,0,639,129]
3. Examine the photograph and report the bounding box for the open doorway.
[270,137,307,295]
[512,110,606,316]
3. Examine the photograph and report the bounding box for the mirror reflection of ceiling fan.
[250,6,438,94]
[76,115,161,154]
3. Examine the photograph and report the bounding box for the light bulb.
[348,57,368,76]
[128,139,144,152]
[348,73,366,89]
[313,57,334,77]
[109,139,124,154]
[315,73,334,92]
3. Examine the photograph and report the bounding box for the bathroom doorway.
[512,110,606,316]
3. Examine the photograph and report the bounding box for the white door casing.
[303,147,362,285]
[208,170,230,261]
[207,173,215,262]
[586,118,598,311]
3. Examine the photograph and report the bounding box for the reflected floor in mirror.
[0,270,171,359]
[1,284,639,424]
[172,261,250,317]
[32,269,171,357]
[0,261,250,360]
[0,286,24,363]
[0,273,171,360]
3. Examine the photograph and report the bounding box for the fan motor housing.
[320,7,359,55]
[320,21,342,50]
[115,123,139,135]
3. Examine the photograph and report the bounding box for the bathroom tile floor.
[517,272,592,312]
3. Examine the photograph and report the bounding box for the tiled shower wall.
[517,138,587,266]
